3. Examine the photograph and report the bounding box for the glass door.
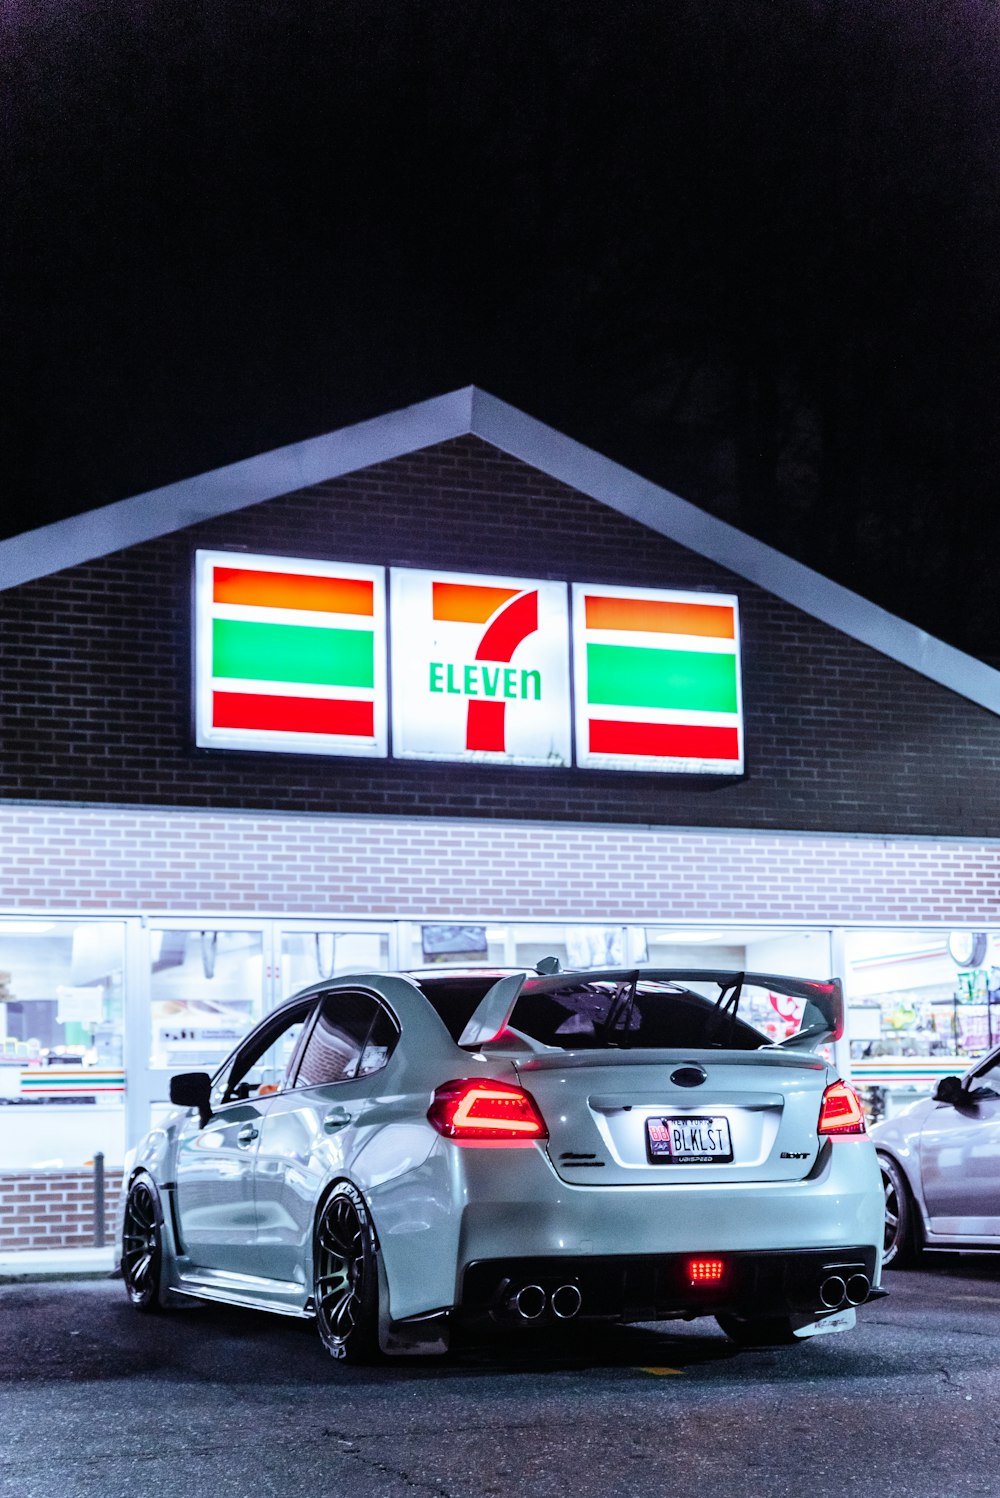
[0,918,127,1169]
[130,920,270,1147]
[274,922,396,1000]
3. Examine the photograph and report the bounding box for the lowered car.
[117,963,884,1360]
[872,1044,1000,1266]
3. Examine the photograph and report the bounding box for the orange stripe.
[432,582,520,624]
[584,595,735,639]
[213,567,374,616]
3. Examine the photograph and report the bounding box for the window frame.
[288,986,400,1092]
[210,995,319,1110]
[968,1048,1000,1098]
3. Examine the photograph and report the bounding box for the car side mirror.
[170,1071,212,1127]
[933,1075,965,1106]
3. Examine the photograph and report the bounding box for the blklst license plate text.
[647,1115,734,1164]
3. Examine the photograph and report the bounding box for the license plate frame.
[646,1114,734,1164]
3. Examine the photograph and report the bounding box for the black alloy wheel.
[313,1182,380,1363]
[880,1152,919,1268]
[121,1177,164,1311]
[715,1312,799,1346]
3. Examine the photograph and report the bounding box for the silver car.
[117,964,884,1360]
[871,1045,1000,1266]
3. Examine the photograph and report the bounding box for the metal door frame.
[125,915,398,1152]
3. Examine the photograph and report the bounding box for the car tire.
[879,1152,920,1268]
[121,1176,166,1312]
[313,1182,381,1364]
[715,1313,799,1346]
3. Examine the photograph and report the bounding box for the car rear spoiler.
[457,967,844,1049]
[458,972,528,1047]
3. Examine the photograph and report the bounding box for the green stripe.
[586,642,738,713]
[213,619,374,688]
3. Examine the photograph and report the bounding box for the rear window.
[413,974,504,1043]
[415,972,774,1050]
[510,979,768,1051]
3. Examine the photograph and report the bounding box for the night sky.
[4,1,1000,662]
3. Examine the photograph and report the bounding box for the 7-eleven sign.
[389,569,571,765]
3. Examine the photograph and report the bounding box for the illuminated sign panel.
[195,551,388,756]
[389,568,572,766]
[194,554,743,774]
[572,583,744,774]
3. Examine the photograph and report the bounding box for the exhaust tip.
[819,1274,847,1310]
[551,1283,582,1320]
[845,1273,871,1307]
[512,1284,547,1321]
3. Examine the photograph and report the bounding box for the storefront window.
[844,930,1000,1122]
[527,925,654,969]
[398,923,508,967]
[149,928,264,1071]
[279,930,390,998]
[0,920,126,1168]
[637,927,832,1043]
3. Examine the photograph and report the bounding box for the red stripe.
[475,591,538,662]
[588,719,741,760]
[21,1086,126,1094]
[213,691,374,738]
[466,700,507,752]
[465,592,540,753]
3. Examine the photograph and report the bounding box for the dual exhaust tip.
[509,1281,582,1321]
[507,1270,868,1321]
[819,1271,871,1310]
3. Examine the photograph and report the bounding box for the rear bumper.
[460,1244,880,1325]
[368,1134,884,1322]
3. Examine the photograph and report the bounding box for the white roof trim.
[4,383,1000,715]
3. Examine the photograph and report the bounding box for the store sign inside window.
[195,552,744,775]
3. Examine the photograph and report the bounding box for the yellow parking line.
[637,1366,684,1376]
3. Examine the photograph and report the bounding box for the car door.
[173,998,315,1279]
[252,989,399,1296]
[919,1051,1000,1237]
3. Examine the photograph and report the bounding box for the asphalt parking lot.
[3,1259,1000,1498]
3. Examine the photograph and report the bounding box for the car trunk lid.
[513,1049,830,1185]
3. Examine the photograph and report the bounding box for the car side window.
[211,999,314,1108]
[293,991,381,1089]
[970,1054,1000,1099]
[358,1005,399,1078]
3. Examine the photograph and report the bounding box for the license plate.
[646,1114,733,1163]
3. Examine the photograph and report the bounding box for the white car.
[871,1044,1000,1266]
[117,964,884,1360]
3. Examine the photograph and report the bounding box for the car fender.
[870,1101,934,1235]
[115,1136,174,1271]
[129,1101,190,1182]
[306,1172,381,1299]
[303,1169,449,1343]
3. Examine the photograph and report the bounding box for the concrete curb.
[0,1248,117,1286]
[0,1268,120,1286]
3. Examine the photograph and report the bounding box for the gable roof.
[4,385,1000,716]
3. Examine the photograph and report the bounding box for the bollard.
[93,1151,105,1248]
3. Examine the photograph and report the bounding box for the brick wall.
[1,435,998,837]
[0,804,997,923]
[0,1168,123,1252]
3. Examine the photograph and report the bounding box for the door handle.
[323,1108,351,1134]
[237,1125,259,1147]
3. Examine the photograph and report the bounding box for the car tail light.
[818,1080,867,1137]
[428,1079,548,1142]
[687,1257,726,1285]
